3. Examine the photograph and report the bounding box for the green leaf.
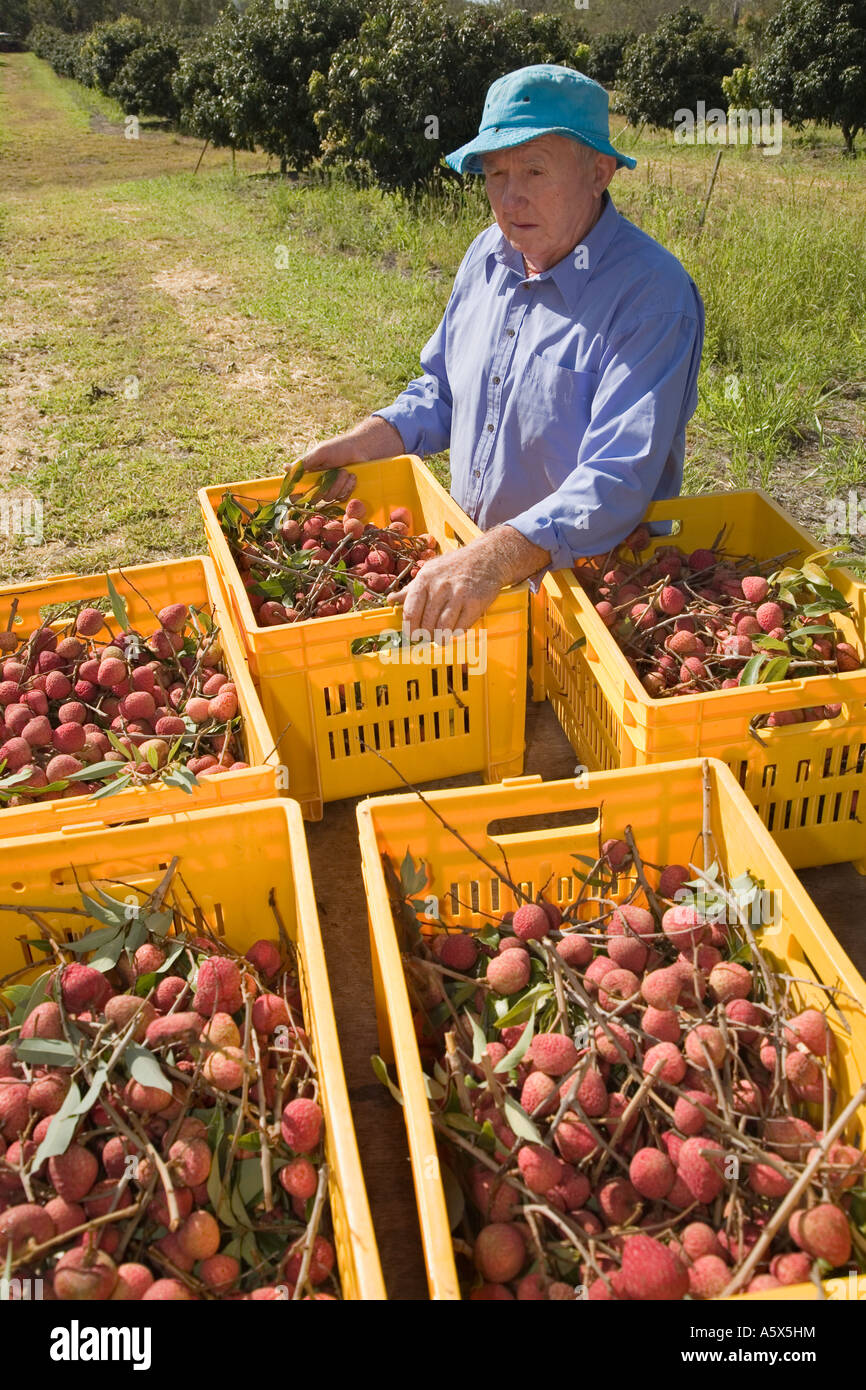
[441,1112,481,1134]
[476,1119,497,1154]
[3,984,32,1007]
[134,972,157,997]
[126,1042,172,1095]
[16,971,53,1028]
[229,1180,250,1229]
[466,1012,488,1065]
[739,653,767,686]
[207,1151,237,1229]
[494,983,554,1030]
[146,745,160,771]
[90,773,134,800]
[106,729,134,760]
[422,1074,447,1101]
[20,938,52,954]
[14,1038,78,1067]
[105,573,129,631]
[564,636,586,654]
[80,890,128,929]
[760,657,791,684]
[237,1132,262,1151]
[494,1003,537,1072]
[371,1054,404,1106]
[501,1093,542,1143]
[32,1082,82,1168]
[236,1158,264,1208]
[240,1231,259,1268]
[66,761,125,782]
[750,636,790,653]
[64,924,125,956]
[161,767,199,793]
[399,849,427,898]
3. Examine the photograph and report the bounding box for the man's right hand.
[293,416,405,475]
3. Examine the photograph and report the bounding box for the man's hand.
[399,525,549,634]
[293,416,406,498]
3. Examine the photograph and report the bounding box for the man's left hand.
[398,525,549,635]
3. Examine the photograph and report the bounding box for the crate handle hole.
[487,807,601,840]
[8,882,25,893]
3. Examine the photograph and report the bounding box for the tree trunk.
[280,155,288,176]
[842,125,854,155]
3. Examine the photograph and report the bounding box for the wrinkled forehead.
[480,133,589,174]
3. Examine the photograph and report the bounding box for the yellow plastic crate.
[357,760,866,1302]
[0,797,385,1300]
[0,557,281,835]
[530,490,866,872]
[199,456,528,820]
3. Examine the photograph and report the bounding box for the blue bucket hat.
[445,64,636,174]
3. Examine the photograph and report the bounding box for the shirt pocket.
[511,352,596,488]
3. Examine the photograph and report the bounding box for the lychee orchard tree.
[113,33,182,120]
[172,16,239,155]
[212,0,367,176]
[753,0,866,154]
[617,5,745,129]
[311,0,573,193]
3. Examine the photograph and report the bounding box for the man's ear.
[592,153,618,197]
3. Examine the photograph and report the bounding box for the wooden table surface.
[305,697,866,1301]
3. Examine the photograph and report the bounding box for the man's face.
[482,134,615,273]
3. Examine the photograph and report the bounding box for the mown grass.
[1,52,864,584]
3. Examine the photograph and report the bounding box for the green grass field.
[1,50,864,583]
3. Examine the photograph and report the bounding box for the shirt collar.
[490,189,621,313]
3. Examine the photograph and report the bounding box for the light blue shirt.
[373,190,704,577]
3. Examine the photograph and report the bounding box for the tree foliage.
[213,0,367,173]
[753,0,866,152]
[113,33,182,119]
[618,5,745,127]
[312,0,573,192]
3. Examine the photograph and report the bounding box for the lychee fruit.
[792,1203,851,1267]
[661,905,708,951]
[177,1210,220,1261]
[528,1032,579,1077]
[517,1143,565,1194]
[673,1090,718,1136]
[642,1042,686,1084]
[280,1098,323,1154]
[784,1008,833,1057]
[53,1246,117,1300]
[193,956,243,1016]
[512,904,550,942]
[620,1233,688,1301]
[474,1223,526,1284]
[708,961,752,1002]
[684,1024,725,1070]
[688,1254,729,1298]
[556,934,593,968]
[629,1147,675,1200]
[677,1136,727,1203]
[486,951,530,996]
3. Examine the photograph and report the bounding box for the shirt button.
[506,329,515,337]
[473,469,481,478]
[487,423,494,432]
[493,375,501,385]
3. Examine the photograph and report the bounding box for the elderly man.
[298,64,704,636]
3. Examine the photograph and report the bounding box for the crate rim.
[554,487,865,714]
[198,457,528,642]
[0,794,387,1301]
[357,757,866,1302]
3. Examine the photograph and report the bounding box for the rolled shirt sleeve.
[506,309,703,574]
[371,308,453,457]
